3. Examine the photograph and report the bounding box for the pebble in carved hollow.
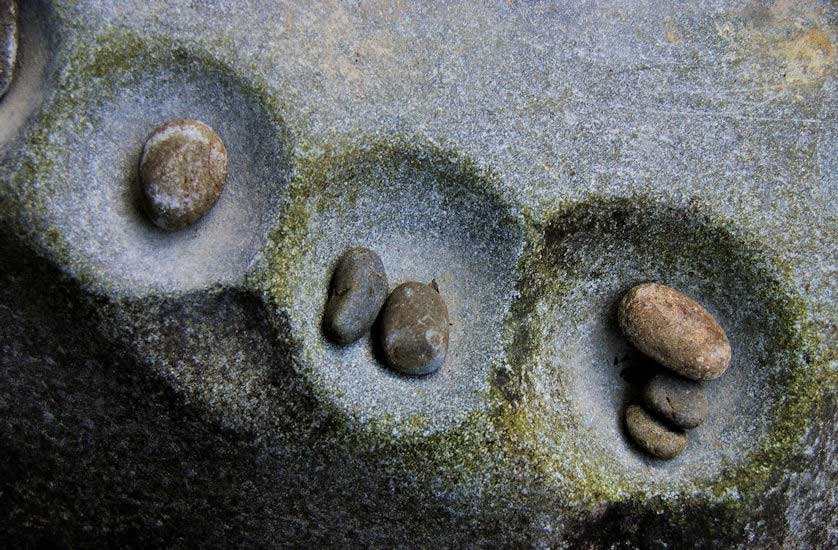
[380,280,449,376]
[323,247,388,345]
[625,404,687,460]
[618,283,731,381]
[139,119,228,231]
[643,373,708,429]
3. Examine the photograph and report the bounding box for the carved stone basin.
[1,1,835,547]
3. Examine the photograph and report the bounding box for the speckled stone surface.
[0,1,835,547]
[0,0,15,98]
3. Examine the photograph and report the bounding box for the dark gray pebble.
[643,373,708,429]
[625,404,687,460]
[380,280,449,375]
[323,248,388,345]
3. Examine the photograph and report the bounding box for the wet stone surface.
[643,373,708,429]
[0,0,16,99]
[323,247,388,345]
[618,283,732,381]
[139,119,228,231]
[380,281,450,376]
[624,404,688,460]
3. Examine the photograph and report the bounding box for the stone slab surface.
[0,1,835,547]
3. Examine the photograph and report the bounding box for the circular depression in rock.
[36,39,290,295]
[501,198,813,491]
[0,0,61,149]
[273,144,523,433]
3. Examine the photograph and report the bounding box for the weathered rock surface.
[0,0,17,99]
[0,1,834,547]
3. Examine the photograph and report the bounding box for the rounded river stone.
[618,282,731,381]
[624,404,687,460]
[643,373,708,429]
[139,119,228,231]
[323,247,388,345]
[380,281,449,376]
[0,0,17,99]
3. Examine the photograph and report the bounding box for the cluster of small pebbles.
[323,248,450,376]
[618,282,731,460]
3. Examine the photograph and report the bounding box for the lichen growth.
[254,135,517,303]
[249,138,529,492]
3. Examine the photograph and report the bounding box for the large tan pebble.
[618,283,731,381]
[139,119,228,231]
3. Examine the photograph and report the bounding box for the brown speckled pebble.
[0,0,17,99]
[380,280,449,376]
[625,404,687,460]
[643,373,708,429]
[139,119,228,230]
[618,283,731,381]
[323,247,388,345]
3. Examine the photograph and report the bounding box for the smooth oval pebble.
[0,0,17,99]
[323,247,388,345]
[618,283,731,381]
[643,373,708,429]
[380,281,449,376]
[139,119,228,231]
[624,404,687,460]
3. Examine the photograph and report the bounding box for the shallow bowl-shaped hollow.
[497,197,818,496]
[31,36,290,296]
[269,141,523,434]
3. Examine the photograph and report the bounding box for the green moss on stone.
[252,137,524,490]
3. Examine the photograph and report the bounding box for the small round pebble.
[618,283,731,381]
[139,119,228,230]
[323,247,388,345]
[380,280,449,376]
[625,404,687,460]
[643,373,708,429]
[0,0,17,99]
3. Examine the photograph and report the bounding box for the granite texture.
[0,1,835,547]
[0,0,16,99]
